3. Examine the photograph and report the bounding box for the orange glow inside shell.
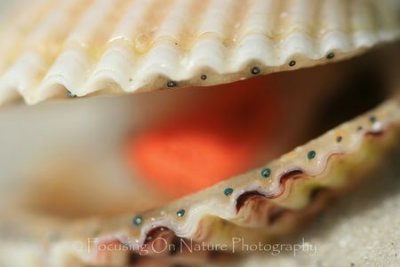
[126,76,281,198]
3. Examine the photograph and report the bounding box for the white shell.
[0,0,399,105]
[1,98,399,266]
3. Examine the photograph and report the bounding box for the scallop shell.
[1,97,399,266]
[1,0,400,266]
[0,0,399,105]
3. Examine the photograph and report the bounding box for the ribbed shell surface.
[0,0,399,105]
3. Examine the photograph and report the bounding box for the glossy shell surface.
[0,0,398,104]
[0,0,400,266]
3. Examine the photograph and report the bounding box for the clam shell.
[0,0,399,105]
[1,98,399,266]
